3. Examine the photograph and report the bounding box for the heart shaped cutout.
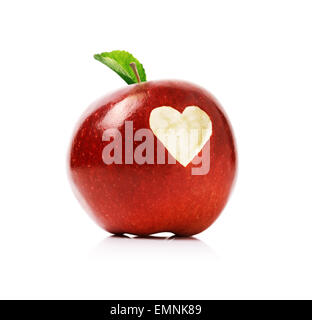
[149,106,212,167]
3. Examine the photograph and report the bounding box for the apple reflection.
[90,234,218,261]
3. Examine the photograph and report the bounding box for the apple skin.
[68,80,237,236]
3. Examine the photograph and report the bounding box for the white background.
[0,0,311,299]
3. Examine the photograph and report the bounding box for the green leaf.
[94,50,146,84]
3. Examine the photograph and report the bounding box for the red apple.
[68,51,237,236]
[68,78,237,236]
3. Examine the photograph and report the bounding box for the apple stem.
[130,62,141,83]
